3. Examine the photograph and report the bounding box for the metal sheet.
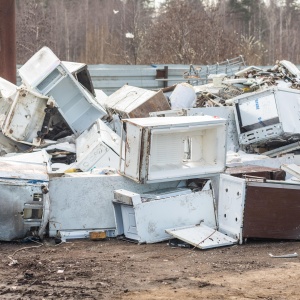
[165,224,237,249]
[276,88,300,133]
[0,181,46,241]
[0,150,49,181]
[48,174,181,237]
[243,182,300,240]
[218,174,246,243]
[281,164,300,180]
[263,142,300,157]
[225,165,286,180]
[238,93,278,128]
[113,189,217,243]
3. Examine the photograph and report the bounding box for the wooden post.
[0,0,16,83]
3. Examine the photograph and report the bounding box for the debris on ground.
[0,47,299,255]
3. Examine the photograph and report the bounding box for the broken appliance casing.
[225,165,286,181]
[218,174,300,242]
[113,188,217,243]
[105,85,170,118]
[75,119,124,171]
[218,174,246,243]
[1,86,52,146]
[0,152,50,241]
[48,173,181,238]
[18,47,107,135]
[233,87,300,146]
[120,116,227,184]
[62,61,95,96]
[0,77,18,129]
[0,180,49,241]
[165,224,237,250]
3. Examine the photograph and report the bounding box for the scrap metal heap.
[0,47,300,249]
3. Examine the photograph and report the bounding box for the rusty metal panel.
[225,165,286,181]
[0,0,16,83]
[243,182,300,240]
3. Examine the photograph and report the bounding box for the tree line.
[16,0,300,66]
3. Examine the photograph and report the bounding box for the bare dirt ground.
[0,238,299,300]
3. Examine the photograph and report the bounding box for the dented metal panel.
[121,116,227,184]
[218,174,246,243]
[48,174,181,237]
[113,188,217,243]
[243,181,300,240]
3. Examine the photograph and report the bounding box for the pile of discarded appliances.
[0,46,299,250]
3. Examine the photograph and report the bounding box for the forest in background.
[16,0,300,65]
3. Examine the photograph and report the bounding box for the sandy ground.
[0,238,299,300]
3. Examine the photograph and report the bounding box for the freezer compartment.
[121,116,227,183]
[150,107,239,152]
[113,188,217,243]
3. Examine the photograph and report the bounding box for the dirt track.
[0,238,299,299]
